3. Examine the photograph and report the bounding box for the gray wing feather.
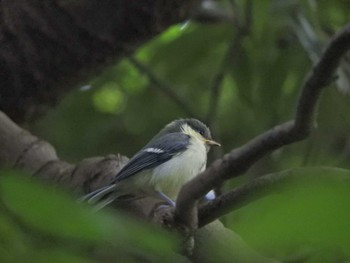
[115,132,190,181]
[80,132,189,207]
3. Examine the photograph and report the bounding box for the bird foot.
[155,191,176,207]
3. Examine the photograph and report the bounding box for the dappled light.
[1,0,350,262]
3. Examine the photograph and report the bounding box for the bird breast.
[150,136,207,200]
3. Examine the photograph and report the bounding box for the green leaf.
[231,167,350,261]
[0,170,178,261]
[0,171,108,241]
[19,250,93,263]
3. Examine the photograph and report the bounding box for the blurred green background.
[4,0,350,262]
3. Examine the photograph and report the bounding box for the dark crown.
[155,118,212,140]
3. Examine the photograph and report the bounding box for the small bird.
[82,118,220,209]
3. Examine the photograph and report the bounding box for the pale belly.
[149,141,207,200]
[118,139,208,201]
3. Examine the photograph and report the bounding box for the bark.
[0,0,200,122]
[0,110,127,193]
[0,2,273,261]
[5,1,347,261]
[175,23,350,229]
[0,109,277,262]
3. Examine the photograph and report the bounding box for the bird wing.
[115,133,190,182]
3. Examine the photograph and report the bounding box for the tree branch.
[205,0,252,127]
[0,0,200,122]
[198,168,350,227]
[175,24,350,228]
[0,111,127,194]
[205,0,253,198]
[128,56,199,118]
[192,0,235,24]
[0,109,276,262]
[205,66,224,128]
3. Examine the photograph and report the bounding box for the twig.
[205,0,253,126]
[175,24,350,229]
[205,0,251,132]
[206,0,253,198]
[128,56,199,118]
[192,0,235,24]
[205,68,225,128]
[198,167,350,227]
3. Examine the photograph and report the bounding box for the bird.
[81,118,220,209]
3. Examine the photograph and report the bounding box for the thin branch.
[198,168,350,227]
[205,22,246,126]
[206,0,253,197]
[205,0,246,126]
[175,24,350,228]
[205,1,252,124]
[192,0,235,24]
[128,56,199,118]
[0,108,275,262]
[205,67,225,127]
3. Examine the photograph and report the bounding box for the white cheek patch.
[181,123,204,141]
[144,148,164,154]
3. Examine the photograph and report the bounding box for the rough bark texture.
[0,2,273,261]
[2,1,349,262]
[175,24,350,228]
[0,0,199,122]
[0,109,276,263]
[0,111,128,194]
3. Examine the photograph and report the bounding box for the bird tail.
[79,184,117,211]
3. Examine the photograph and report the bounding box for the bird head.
[155,118,221,151]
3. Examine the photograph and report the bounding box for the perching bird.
[82,118,220,209]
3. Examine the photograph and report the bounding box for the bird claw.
[155,191,176,207]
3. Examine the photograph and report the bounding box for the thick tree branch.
[175,24,350,228]
[0,109,276,263]
[0,0,200,122]
[0,111,127,193]
[198,168,350,227]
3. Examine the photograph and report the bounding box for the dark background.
[1,0,350,262]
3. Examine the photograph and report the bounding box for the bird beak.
[205,139,221,147]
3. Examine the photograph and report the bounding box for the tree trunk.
[0,0,199,122]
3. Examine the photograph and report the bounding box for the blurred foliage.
[20,0,350,261]
[231,167,350,262]
[0,170,180,263]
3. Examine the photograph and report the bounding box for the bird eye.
[199,130,205,136]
